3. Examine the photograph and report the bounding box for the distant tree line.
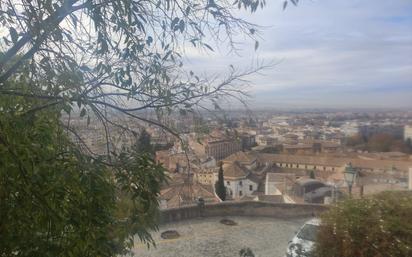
[346,133,412,153]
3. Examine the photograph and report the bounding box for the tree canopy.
[0,0,269,137]
[0,76,167,256]
[0,0,278,256]
[133,129,154,156]
[315,191,412,257]
[215,162,226,201]
[0,0,278,159]
[345,133,412,153]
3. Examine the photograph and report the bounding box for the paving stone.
[131,216,306,257]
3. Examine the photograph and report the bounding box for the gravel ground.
[130,216,306,257]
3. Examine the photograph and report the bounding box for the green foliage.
[406,138,412,147]
[0,78,166,256]
[112,149,167,249]
[0,1,269,256]
[309,170,315,179]
[194,115,210,135]
[133,129,154,156]
[239,247,255,257]
[283,0,300,10]
[315,191,412,257]
[345,133,367,147]
[215,163,226,201]
[367,133,395,152]
[346,133,411,153]
[0,0,267,126]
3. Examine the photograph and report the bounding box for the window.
[249,185,253,191]
[239,181,243,186]
[314,166,317,170]
[323,166,326,171]
[297,224,319,242]
[332,167,335,171]
[239,190,243,196]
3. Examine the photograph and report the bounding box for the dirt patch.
[220,218,237,226]
[161,230,180,239]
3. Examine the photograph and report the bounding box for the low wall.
[159,201,329,224]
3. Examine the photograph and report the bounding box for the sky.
[183,0,412,109]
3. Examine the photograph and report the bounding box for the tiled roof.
[223,161,250,178]
[266,172,295,183]
[283,144,312,149]
[284,134,299,139]
[295,178,325,186]
[159,182,219,208]
[223,151,256,163]
[259,153,412,171]
[247,173,261,183]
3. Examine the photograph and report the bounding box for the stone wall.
[159,201,329,224]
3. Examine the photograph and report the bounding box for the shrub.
[315,191,412,257]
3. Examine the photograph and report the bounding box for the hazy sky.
[184,0,412,109]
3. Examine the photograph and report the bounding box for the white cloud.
[182,0,412,108]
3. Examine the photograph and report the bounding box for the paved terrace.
[131,201,327,257]
[132,216,306,257]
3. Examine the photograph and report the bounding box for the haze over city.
[185,0,412,109]
[1,1,412,257]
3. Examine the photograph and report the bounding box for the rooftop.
[160,183,219,208]
[260,153,412,171]
[223,151,257,164]
[223,161,250,179]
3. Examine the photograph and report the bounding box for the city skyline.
[184,0,412,108]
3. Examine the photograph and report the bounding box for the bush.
[215,163,226,201]
[315,191,412,257]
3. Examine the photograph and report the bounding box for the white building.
[200,156,217,168]
[341,122,359,136]
[195,168,215,185]
[265,173,283,195]
[256,135,277,146]
[263,173,295,203]
[217,161,259,199]
[404,125,412,141]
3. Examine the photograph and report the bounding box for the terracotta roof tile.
[259,154,412,171]
[222,161,250,178]
[223,151,256,163]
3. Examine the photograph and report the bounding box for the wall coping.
[161,200,326,211]
[158,201,329,224]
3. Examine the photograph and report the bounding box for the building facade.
[259,153,412,174]
[404,125,412,141]
[217,161,259,199]
[240,133,256,150]
[205,139,242,160]
[195,169,215,185]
